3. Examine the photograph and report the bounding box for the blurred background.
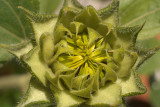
[0,0,160,107]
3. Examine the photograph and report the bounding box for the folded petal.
[74,6,101,29]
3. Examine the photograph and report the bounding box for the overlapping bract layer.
[44,4,140,101]
[1,0,157,107]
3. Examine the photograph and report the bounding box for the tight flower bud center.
[56,31,108,77]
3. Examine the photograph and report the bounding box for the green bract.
[1,0,160,107]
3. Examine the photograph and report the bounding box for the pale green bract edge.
[17,7,58,87]
[98,0,119,26]
[86,83,122,107]
[133,46,160,75]
[22,46,53,87]
[18,6,58,45]
[17,77,53,107]
[0,41,33,59]
[116,70,146,96]
[31,18,58,45]
[50,85,85,107]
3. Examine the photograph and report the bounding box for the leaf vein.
[2,0,27,39]
[0,26,23,41]
[123,8,160,26]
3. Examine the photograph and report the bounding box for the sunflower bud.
[1,0,159,107]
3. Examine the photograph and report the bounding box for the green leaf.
[136,48,160,75]
[17,77,53,107]
[0,89,22,107]
[86,83,122,107]
[116,71,146,96]
[50,85,85,107]
[119,0,160,48]
[22,46,53,86]
[0,48,13,66]
[0,0,39,66]
[40,0,62,14]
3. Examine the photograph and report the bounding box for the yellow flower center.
[58,32,107,76]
